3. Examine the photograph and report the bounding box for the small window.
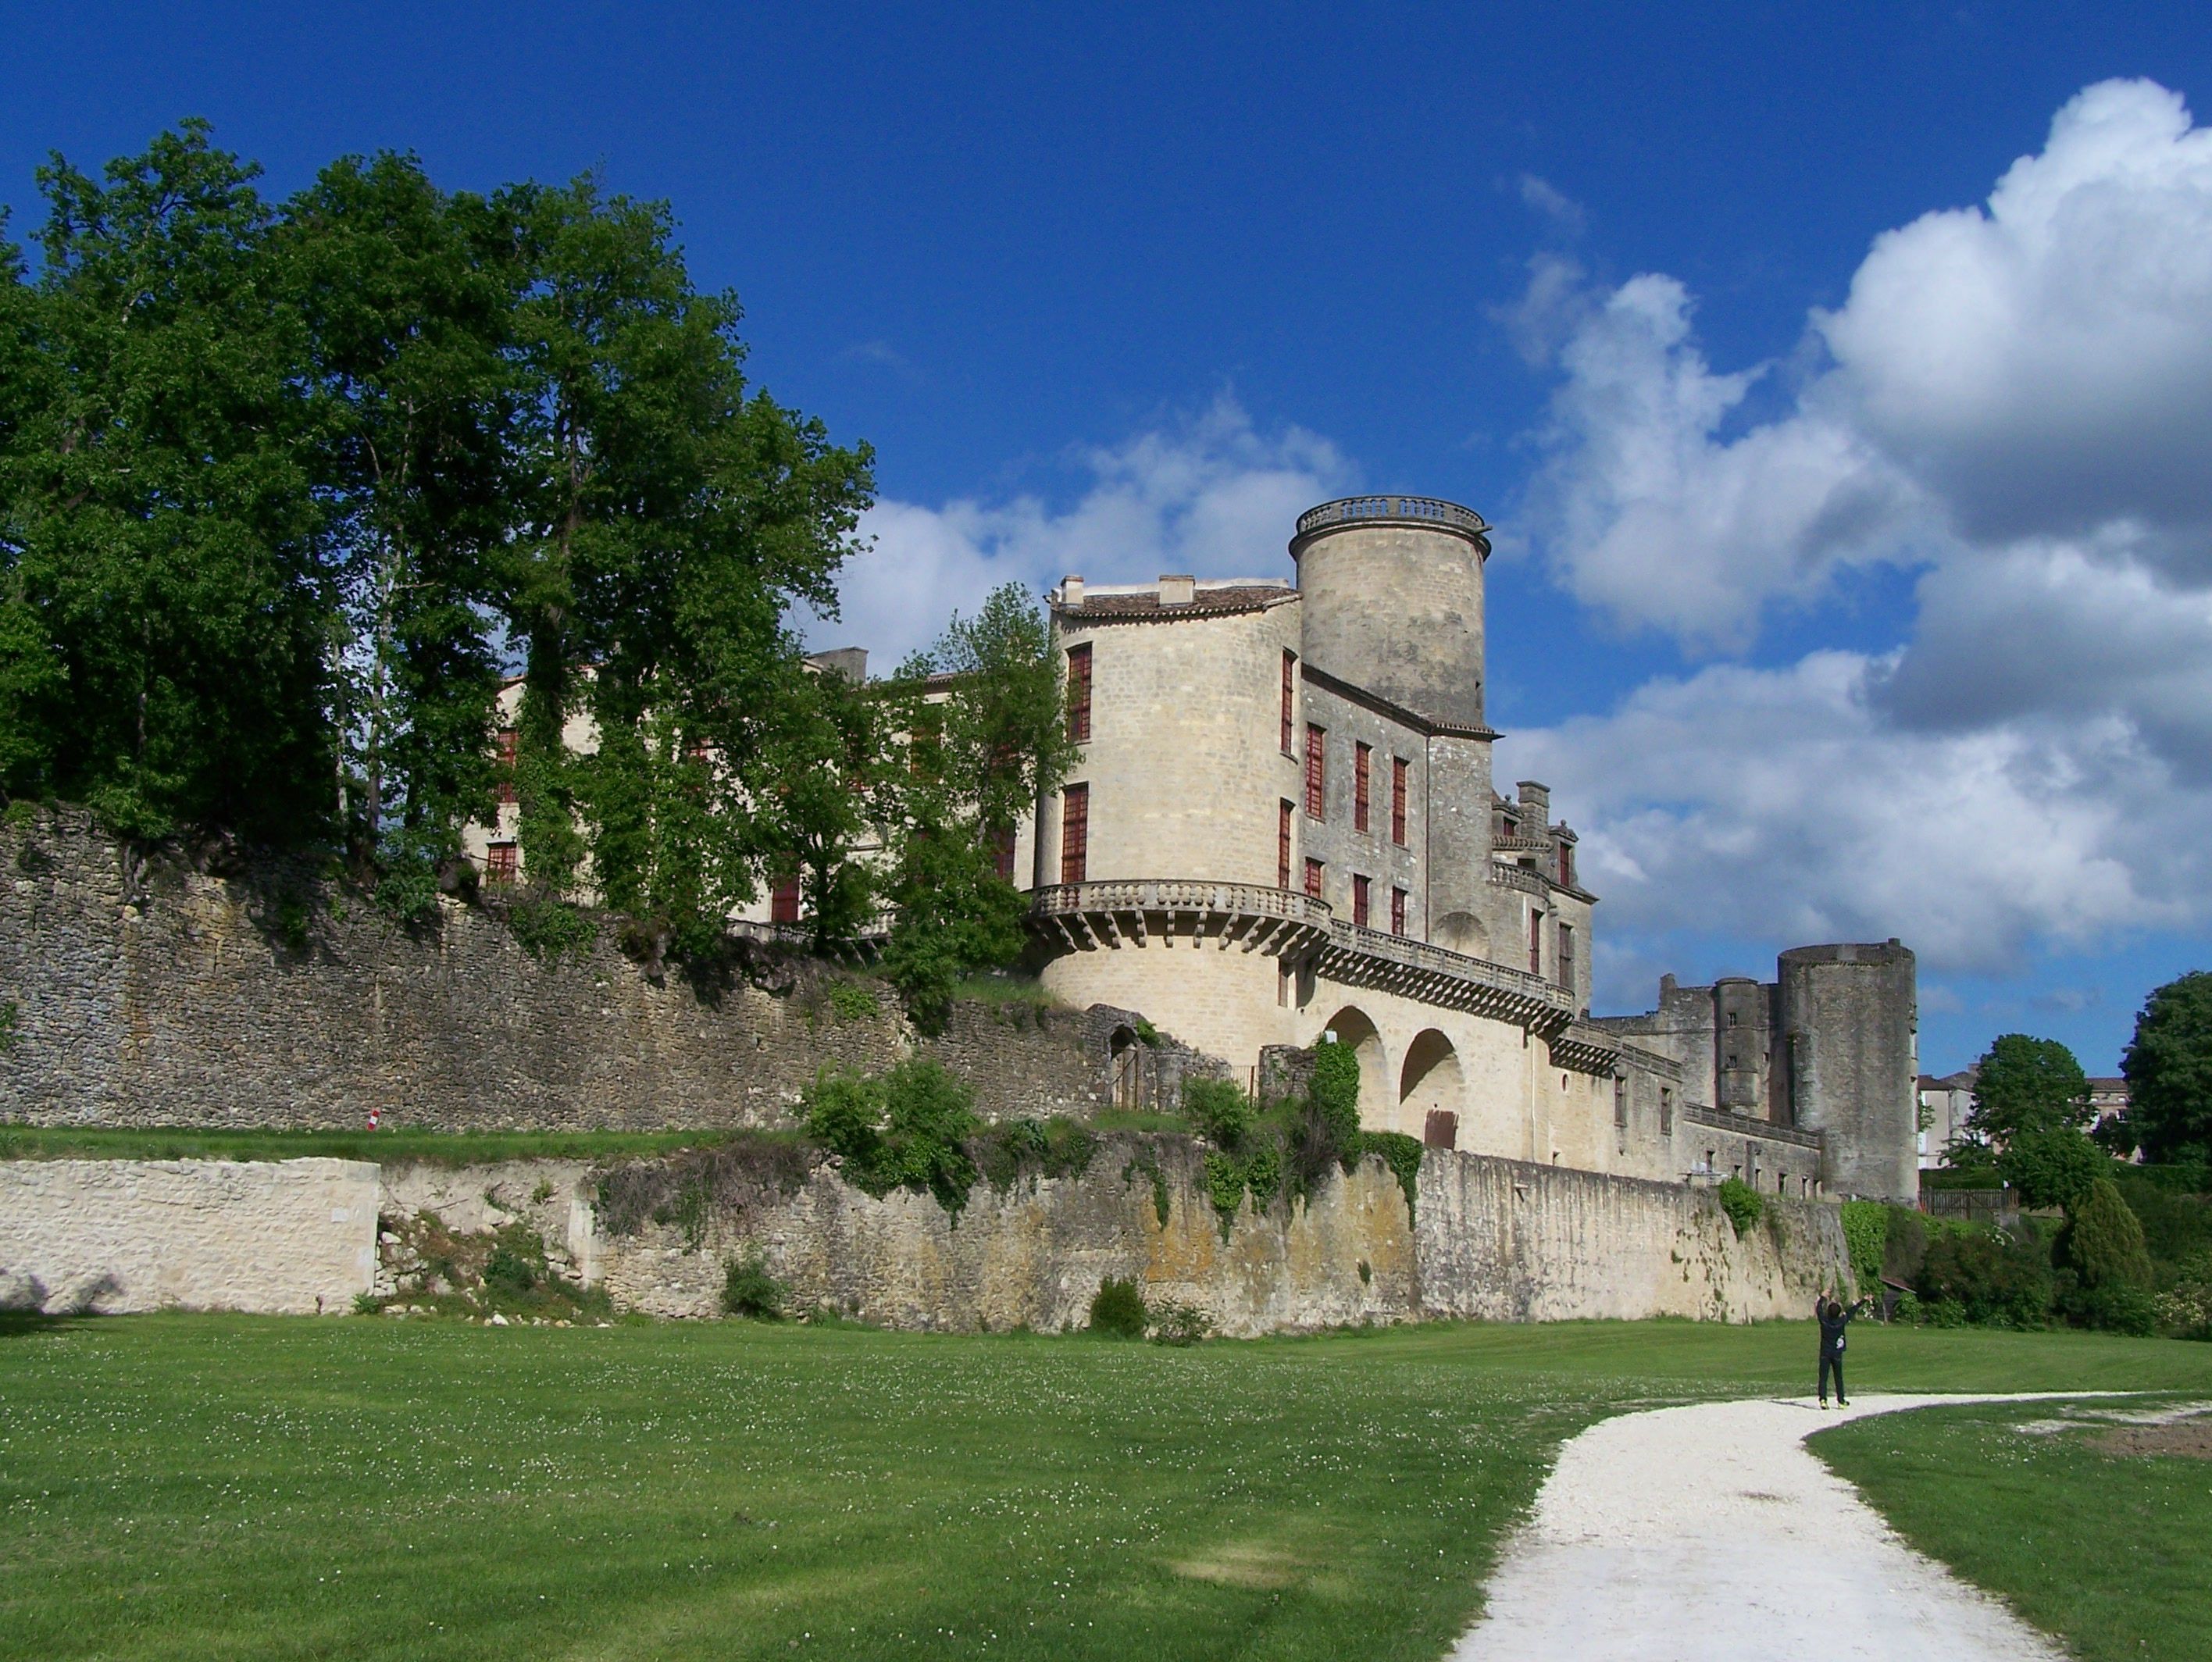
[1391,757,1408,846]
[1059,783,1089,885]
[1614,1077,1628,1131]
[494,728,519,804]
[485,841,519,885]
[1304,857,1325,901]
[1277,799,1294,890]
[1558,841,1574,887]
[1280,651,1296,754]
[1726,1011,1739,1027]
[1557,922,1575,990]
[1662,1092,1676,1137]
[770,873,801,925]
[1304,724,1326,819]
[1423,1110,1457,1150]
[1065,644,1093,742]
[1352,874,1370,928]
[1527,908,1543,976]
[990,825,1016,883]
[1354,743,1372,833]
[1390,885,1407,937]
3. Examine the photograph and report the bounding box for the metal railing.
[1293,495,1489,540]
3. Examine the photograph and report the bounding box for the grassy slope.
[4,1318,2210,1662]
[1812,1394,2212,1662]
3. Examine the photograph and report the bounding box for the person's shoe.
[1818,1399,1828,1409]
[1837,1398,1849,1407]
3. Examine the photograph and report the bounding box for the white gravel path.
[1449,1393,2106,1662]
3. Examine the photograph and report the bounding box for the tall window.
[1614,1077,1629,1131]
[1557,921,1575,991]
[990,825,1017,883]
[1280,651,1296,754]
[1558,840,1574,887]
[770,873,801,925]
[485,841,519,885]
[1304,857,1325,900]
[1390,756,1408,846]
[1390,886,1407,937]
[1354,743,1372,833]
[1528,908,1543,975]
[1278,800,1293,890]
[1304,723,1326,819]
[495,728,519,804]
[1352,874,1370,927]
[1065,644,1093,742]
[1060,784,1089,884]
[1661,1087,1675,1136]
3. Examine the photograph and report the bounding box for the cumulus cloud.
[1504,78,2212,979]
[807,396,1353,663]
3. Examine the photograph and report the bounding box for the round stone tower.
[1777,940,1919,1200]
[1289,495,1491,730]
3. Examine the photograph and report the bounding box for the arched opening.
[1399,1029,1464,1147]
[1108,1025,1143,1112]
[1434,910,1489,958]
[1318,1006,1389,1128]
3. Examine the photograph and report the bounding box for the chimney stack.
[1060,575,1085,606]
[1158,574,1196,605]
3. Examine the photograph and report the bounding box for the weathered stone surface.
[0,812,1112,1131]
[0,1157,376,1314]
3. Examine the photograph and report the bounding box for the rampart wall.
[0,813,1114,1131]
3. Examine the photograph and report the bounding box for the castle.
[1016,496,1920,1201]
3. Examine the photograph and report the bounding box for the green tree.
[755,663,887,956]
[279,152,518,897]
[877,586,1076,1026]
[1996,1125,2105,1211]
[0,122,330,843]
[1965,1034,2089,1149]
[2057,1179,2153,1292]
[2119,971,2212,1166]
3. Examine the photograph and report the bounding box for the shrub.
[1183,1077,1255,1150]
[1089,1275,1147,1338]
[1998,1126,2104,1211]
[2156,1250,2212,1339]
[721,1246,787,1320]
[801,1058,979,1213]
[1365,1130,1423,1222]
[1882,1204,1928,1283]
[1309,1041,1362,1165]
[508,895,598,961]
[1917,1219,2053,1327]
[1149,1300,1210,1346]
[2057,1178,2153,1292]
[1715,1177,1763,1239]
[483,1222,548,1294]
[825,979,881,1022]
[972,1117,1097,1189]
[1839,1200,1888,1288]
[2062,1282,2157,1336]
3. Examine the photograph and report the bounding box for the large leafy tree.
[279,152,519,897]
[878,585,1076,1027]
[2119,971,2212,1165]
[497,175,872,940]
[0,122,329,843]
[1964,1034,2090,1149]
[752,661,887,958]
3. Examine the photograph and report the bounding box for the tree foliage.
[1966,1034,2090,1149]
[2119,971,2212,1166]
[1996,1126,2105,1211]
[2057,1179,2153,1292]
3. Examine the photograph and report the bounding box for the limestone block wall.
[1413,1154,1843,1324]
[0,1157,376,1314]
[0,813,1112,1132]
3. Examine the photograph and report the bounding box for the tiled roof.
[1056,584,1297,620]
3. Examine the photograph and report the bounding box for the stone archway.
[1108,1025,1143,1111]
[1400,1029,1464,1147]
[1319,1005,1390,1127]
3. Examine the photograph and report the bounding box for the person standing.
[1814,1287,1863,1407]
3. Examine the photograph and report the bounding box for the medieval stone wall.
[0,1157,376,1314]
[0,813,1115,1132]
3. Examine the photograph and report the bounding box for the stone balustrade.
[1029,880,1333,955]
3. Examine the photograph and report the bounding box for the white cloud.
[1504,78,2212,980]
[808,396,1354,664]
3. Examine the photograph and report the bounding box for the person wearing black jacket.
[1814,1286,1864,1407]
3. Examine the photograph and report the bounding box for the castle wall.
[0,814,1115,1132]
[0,1157,376,1315]
[0,1143,1847,1332]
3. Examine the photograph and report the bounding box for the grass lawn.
[0,1123,750,1166]
[2,1316,2208,1661]
[1812,1393,2212,1662]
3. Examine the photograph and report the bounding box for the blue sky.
[6,3,2210,1073]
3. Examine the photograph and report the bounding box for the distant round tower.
[1291,498,1497,949]
[1289,496,1491,730]
[1778,941,1919,1201]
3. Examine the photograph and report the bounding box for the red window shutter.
[485,842,518,884]
[1557,922,1575,990]
[1065,644,1093,742]
[495,728,519,805]
[1304,725,1325,819]
[1390,886,1407,937]
[1280,651,1296,754]
[990,825,1017,883]
[1528,908,1543,975]
[1352,874,1369,928]
[1559,841,1574,886]
[1354,744,1372,833]
[1304,857,1324,901]
[1278,800,1293,890]
[771,874,801,925]
[1060,784,1089,885]
[1391,757,1407,846]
